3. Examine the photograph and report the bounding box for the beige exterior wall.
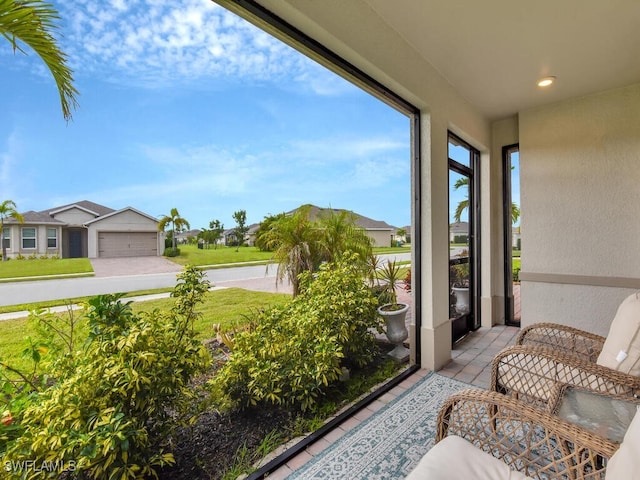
[519,83,640,336]
[367,230,393,248]
[3,224,62,259]
[87,210,161,258]
[53,208,98,226]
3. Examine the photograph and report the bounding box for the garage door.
[98,232,158,258]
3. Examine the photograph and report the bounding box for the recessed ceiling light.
[537,76,556,87]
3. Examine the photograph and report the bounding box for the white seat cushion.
[597,292,640,376]
[405,435,532,480]
[607,407,640,479]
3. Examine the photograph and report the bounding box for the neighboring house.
[223,223,260,247]
[286,205,396,248]
[1,200,163,259]
[449,222,469,243]
[175,229,202,245]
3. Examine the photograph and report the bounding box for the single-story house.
[175,229,202,245]
[449,222,469,243]
[286,204,396,248]
[2,200,163,259]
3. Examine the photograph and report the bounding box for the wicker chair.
[517,322,605,363]
[406,389,622,480]
[491,345,640,409]
[493,292,640,408]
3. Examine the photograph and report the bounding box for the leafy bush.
[3,266,210,479]
[214,254,382,411]
[163,247,181,257]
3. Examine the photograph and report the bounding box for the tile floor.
[267,324,521,479]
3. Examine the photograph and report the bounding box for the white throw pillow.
[405,435,532,480]
[606,407,640,479]
[596,292,640,376]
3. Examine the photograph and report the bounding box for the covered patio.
[213,0,640,477]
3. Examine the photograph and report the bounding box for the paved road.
[0,253,411,308]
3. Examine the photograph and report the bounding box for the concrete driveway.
[90,256,183,277]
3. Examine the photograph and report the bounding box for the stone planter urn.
[452,286,470,314]
[378,303,410,362]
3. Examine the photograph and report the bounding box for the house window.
[2,228,9,249]
[47,228,57,248]
[22,227,36,249]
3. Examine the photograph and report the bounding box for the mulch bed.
[158,340,397,480]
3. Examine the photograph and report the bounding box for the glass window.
[47,228,57,248]
[2,228,9,249]
[22,227,36,249]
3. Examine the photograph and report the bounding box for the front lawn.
[168,245,273,266]
[0,288,291,372]
[0,258,93,280]
[168,244,411,268]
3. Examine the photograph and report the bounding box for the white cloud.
[55,0,332,91]
[288,135,408,166]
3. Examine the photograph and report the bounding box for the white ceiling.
[365,0,640,119]
[251,0,640,120]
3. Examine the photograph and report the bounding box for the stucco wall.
[86,210,160,258]
[368,230,393,248]
[53,208,98,226]
[519,83,640,335]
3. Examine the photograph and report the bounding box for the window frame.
[2,228,9,250]
[22,227,37,250]
[47,228,58,249]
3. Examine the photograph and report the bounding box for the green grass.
[170,244,410,267]
[0,258,93,280]
[0,288,291,373]
[168,245,274,266]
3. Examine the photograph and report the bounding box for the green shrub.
[3,266,210,479]
[214,254,382,411]
[163,247,181,257]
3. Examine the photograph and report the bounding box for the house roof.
[47,200,115,218]
[14,210,66,225]
[450,222,469,234]
[4,201,155,227]
[84,207,159,226]
[286,204,395,231]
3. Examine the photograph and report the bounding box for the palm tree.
[0,199,24,261]
[317,208,372,267]
[1,0,79,120]
[263,205,321,297]
[158,208,190,253]
[453,176,520,224]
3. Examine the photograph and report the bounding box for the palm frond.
[0,0,79,120]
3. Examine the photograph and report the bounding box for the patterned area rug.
[288,372,470,480]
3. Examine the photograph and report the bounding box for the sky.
[0,0,411,232]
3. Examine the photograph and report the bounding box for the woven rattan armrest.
[437,388,618,480]
[491,345,640,409]
[516,322,606,362]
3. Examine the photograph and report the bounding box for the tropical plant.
[377,259,405,310]
[262,205,321,297]
[3,266,210,479]
[453,176,520,224]
[0,199,24,261]
[317,208,373,267]
[0,0,79,120]
[253,212,286,251]
[213,254,381,411]
[158,207,190,253]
